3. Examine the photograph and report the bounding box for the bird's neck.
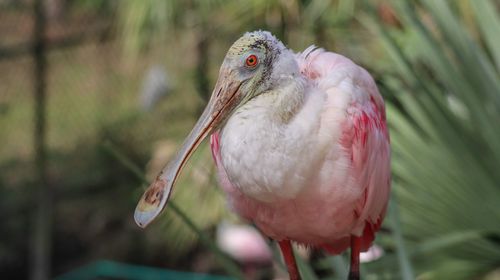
[252,75,308,125]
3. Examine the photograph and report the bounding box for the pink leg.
[278,240,301,280]
[348,236,361,280]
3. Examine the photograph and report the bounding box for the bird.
[134,30,391,280]
[139,64,171,111]
[216,221,273,278]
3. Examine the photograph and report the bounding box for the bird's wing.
[345,95,390,250]
[298,46,391,251]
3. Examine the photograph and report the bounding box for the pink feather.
[210,47,390,254]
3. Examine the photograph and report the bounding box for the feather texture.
[210,46,390,252]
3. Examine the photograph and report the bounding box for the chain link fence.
[0,1,207,279]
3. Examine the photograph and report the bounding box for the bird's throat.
[256,76,307,125]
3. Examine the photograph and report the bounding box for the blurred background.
[1,0,499,279]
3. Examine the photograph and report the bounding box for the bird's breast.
[218,88,342,202]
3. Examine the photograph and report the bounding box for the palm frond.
[362,0,500,278]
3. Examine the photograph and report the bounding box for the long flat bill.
[134,174,172,228]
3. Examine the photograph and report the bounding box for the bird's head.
[134,31,297,227]
[218,31,298,105]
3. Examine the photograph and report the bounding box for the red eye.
[245,54,258,68]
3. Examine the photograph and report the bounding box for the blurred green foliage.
[363,1,500,279]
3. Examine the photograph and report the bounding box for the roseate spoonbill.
[134,31,391,280]
[140,65,171,111]
[217,221,273,278]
